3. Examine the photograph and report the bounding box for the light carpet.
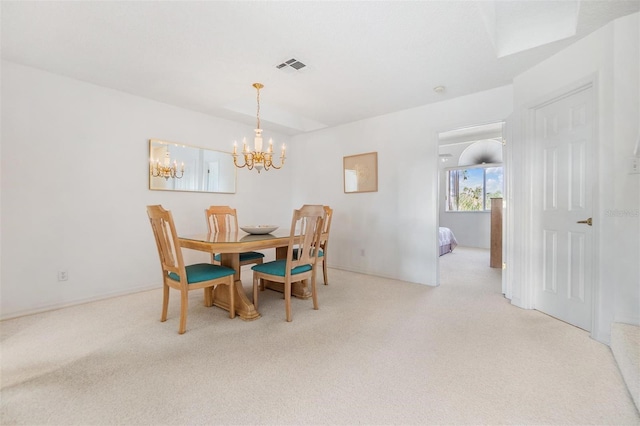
[1,247,638,425]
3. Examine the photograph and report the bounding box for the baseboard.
[610,323,640,411]
[328,264,437,287]
[0,284,160,321]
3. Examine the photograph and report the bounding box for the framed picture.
[343,152,378,193]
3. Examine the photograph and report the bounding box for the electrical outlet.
[629,157,640,174]
[58,270,68,281]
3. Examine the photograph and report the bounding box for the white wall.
[0,63,512,318]
[0,61,294,319]
[611,12,640,328]
[511,13,639,342]
[438,212,491,249]
[289,86,513,285]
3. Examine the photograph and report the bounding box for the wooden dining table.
[178,230,313,320]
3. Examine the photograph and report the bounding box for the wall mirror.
[149,139,236,193]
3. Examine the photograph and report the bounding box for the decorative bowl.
[240,225,279,235]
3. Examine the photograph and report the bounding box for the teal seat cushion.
[292,248,324,259]
[168,263,235,284]
[214,251,265,262]
[251,259,312,277]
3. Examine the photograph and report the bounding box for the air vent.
[276,58,306,71]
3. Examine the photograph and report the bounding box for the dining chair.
[251,204,325,322]
[205,206,265,271]
[318,205,333,285]
[147,205,236,334]
[293,205,333,285]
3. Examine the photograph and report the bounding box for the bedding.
[439,227,458,256]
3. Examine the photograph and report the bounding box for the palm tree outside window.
[447,165,503,211]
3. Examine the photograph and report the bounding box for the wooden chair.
[318,205,333,285]
[205,206,265,271]
[293,205,333,285]
[147,205,236,334]
[251,205,325,322]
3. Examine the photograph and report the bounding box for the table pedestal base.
[212,279,261,321]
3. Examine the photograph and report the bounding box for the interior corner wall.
[612,13,640,327]
[289,85,513,286]
[0,61,294,319]
[511,12,639,343]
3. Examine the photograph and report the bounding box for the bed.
[439,227,458,256]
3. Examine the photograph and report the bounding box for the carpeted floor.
[1,246,638,425]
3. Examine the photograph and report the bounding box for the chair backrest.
[205,206,239,234]
[321,206,333,248]
[147,205,186,285]
[286,205,325,271]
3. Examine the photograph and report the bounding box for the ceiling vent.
[276,58,306,71]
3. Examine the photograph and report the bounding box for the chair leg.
[311,269,319,311]
[161,283,170,322]
[228,279,236,319]
[252,275,259,311]
[285,278,292,322]
[322,259,328,285]
[178,289,188,334]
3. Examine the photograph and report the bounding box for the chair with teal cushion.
[252,204,325,322]
[292,205,333,285]
[147,205,236,334]
[214,251,265,263]
[205,206,265,274]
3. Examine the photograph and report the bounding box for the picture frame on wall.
[343,152,378,193]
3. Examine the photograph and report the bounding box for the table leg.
[212,253,260,320]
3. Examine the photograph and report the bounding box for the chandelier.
[150,151,184,180]
[233,83,286,173]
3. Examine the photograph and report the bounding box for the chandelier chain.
[253,83,262,129]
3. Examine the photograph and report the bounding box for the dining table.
[178,230,314,320]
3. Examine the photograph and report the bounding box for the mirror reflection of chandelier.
[233,83,286,173]
[150,151,184,180]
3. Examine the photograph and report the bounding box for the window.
[446,164,503,211]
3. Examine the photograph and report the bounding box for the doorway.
[437,122,506,287]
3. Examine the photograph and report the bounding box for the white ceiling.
[2,1,638,136]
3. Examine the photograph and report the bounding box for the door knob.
[577,217,592,226]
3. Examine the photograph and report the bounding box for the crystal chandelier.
[233,83,286,173]
[150,151,184,180]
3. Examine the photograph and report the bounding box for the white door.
[534,85,594,331]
